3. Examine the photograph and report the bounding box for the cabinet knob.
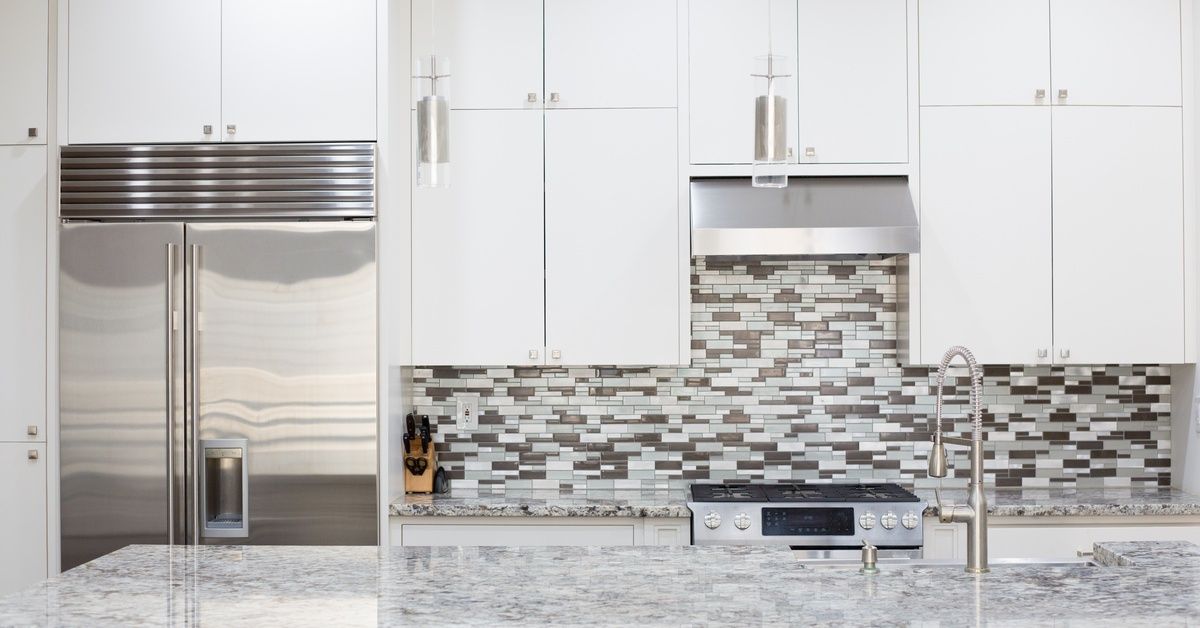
[1035,89,1046,99]
[1037,348,1048,359]
[528,349,539,360]
[226,124,237,135]
[27,450,39,461]
[203,124,213,135]
[527,92,538,103]
[787,147,794,159]
[550,92,561,103]
[27,127,38,138]
[26,425,38,437]
[1058,89,1068,100]
[1060,349,1071,359]
[804,147,816,157]
[551,349,561,360]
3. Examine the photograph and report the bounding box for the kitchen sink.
[795,556,1101,570]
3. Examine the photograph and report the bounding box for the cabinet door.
[221,0,376,142]
[919,0,1050,105]
[1050,0,1181,106]
[796,0,908,164]
[919,107,1052,364]
[68,0,221,144]
[0,146,46,442]
[545,109,680,366]
[1052,107,1184,364]
[0,0,47,145]
[545,0,677,109]
[412,110,545,366]
[689,0,798,164]
[413,0,543,110]
[0,443,45,595]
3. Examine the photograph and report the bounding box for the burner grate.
[691,482,920,503]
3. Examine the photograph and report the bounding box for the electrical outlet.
[456,395,479,431]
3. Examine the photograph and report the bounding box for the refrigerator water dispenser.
[201,439,249,538]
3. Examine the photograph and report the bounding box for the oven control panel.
[688,502,924,548]
[762,507,854,536]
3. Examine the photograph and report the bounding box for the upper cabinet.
[412,0,544,109]
[1049,0,1181,106]
[544,0,677,109]
[795,0,908,164]
[689,0,909,166]
[69,0,221,144]
[688,0,798,165]
[68,0,375,144]
[918,0,1050,106]
[0,0,48,145]
[220,0,376,142]
[920,0,1180,106]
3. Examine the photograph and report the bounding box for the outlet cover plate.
[456,395,480,431]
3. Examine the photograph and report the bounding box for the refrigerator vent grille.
[60,142,376,219]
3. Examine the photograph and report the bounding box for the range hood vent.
[690,176,919,258]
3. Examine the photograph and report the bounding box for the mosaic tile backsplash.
[411,257,1171,491]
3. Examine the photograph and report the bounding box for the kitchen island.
[2,541,1199,626]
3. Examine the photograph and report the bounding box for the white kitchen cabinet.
[221,0,376,142]
[390,517,691,546]
[688,0,799,164]
[412,110,546,366]
[918,0,1050,106]
[1051,107,1184,364]
[544,0,677,109]
[795,0,908,164]
[68,0,221,144]
[924,517,1200,561]
[0,0,47,145]
[0,443,46,596]
[918,107,1052,365]
[545,109,680,366]
[412,0,543,110]
[1050,0,1182,106]
[0,146,46,443]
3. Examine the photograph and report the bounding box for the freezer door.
[186,222,377,545]
[60,223,185,570]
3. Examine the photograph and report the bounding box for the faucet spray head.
[929,433,948,478]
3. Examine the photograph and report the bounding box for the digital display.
[762,507,855,536]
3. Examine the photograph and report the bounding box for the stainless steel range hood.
[690,176,919,258]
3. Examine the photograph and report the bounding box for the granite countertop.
[390,486,1200,519]
[4,541,1200,626]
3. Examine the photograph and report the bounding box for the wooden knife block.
[403,438,437,494]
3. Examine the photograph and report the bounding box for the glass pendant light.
[415,1,450,188]
[751,0,790,189]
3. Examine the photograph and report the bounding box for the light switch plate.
[456,395,480,431]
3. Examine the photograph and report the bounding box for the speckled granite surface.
[390,486,1200,519]
[390,489,691,518]
[4,541,1200,626]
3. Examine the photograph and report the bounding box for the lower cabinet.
[390,517,691,547]
[0,442,46,595]
[924,516,1200,560]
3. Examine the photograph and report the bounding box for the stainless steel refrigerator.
[59,143,378,570]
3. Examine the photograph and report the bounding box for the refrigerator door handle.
[188,243,202,545]
[165,243,177,545]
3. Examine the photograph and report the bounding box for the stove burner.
[690,482,920,503]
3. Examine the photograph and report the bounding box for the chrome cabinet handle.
[804,147,816,157]
[26,425,38,436]
[27,450,39,461]
[203,125,213,135]
[226,124,237,135]
[1035,89,1046,99]
[27,127,38,138]
[1058,89,1068,100]
[527,92,538,103]
[1059,349,1071,359]
[551,349,561,360]
[1037,348,1048,359]
[550,92,561,103]
[528,349,539,360]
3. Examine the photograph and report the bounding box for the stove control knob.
[858,512,876,530]
[734,513,751,530]
[704,512,722,529]
[902,511,920,530]
[880,512,898,530]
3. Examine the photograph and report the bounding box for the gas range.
[687,482,924,549]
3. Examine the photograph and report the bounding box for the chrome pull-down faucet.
[927,345,989,574]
